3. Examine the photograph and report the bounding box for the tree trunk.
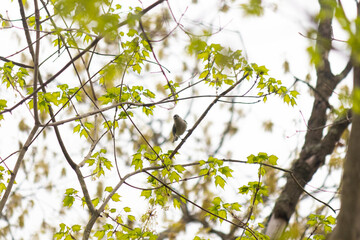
[265,0,352,238]
[328,68,360,240]
[328,10,360,234]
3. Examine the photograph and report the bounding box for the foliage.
[1,0,354,239]
[306,214,336,240]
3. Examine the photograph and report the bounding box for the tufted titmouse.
[172,114,187,142]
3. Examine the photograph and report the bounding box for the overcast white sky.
[0,0,356,238]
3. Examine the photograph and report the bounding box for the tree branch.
[144,170,258,239]
[0,56,33,69]
[16,0,97,220]
[0,36,101,115]
[334,58,353,83]
[33,0,40,125]
[0,126,39,214]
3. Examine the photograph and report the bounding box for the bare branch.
[33,0,40,125]
[334,59,353,83]
[0,126,39,214]
[0,56,33,69]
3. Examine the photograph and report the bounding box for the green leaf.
[94,230,105,239]
[268,155,278,165]
[127,29,138,37]
[290,90,300,98]
[141,190,152,198]
[103,159,113,170]
[65,188,77,195]
[224,79,234,85]
[258,152,268,159]
[132,152,143,170]
[85,158,95,166]
[212,197,222,205]
[241,0,264,16]
[103,223,113,231]
[59,223,66,232]
[188,38,207,55]
[259,166,266,176]
[142,106,154,116]
[223,203,230,208]
[54,232,64,240]
[215,175,226,188]
[123,207,131,212]
[153,146,161,154]
[326,215,336,225]
[144,89,155,98]
[73,124,81,133]
[92,198,99,207]
[283,94,291,104]
[258,223,265,228]
[218,209,227,222]
[247,154,255,163]
[144,152,156,161]
[199,168,209,176]
[199,70,209,79]
[44,92,60,105]
[111,193,121,202]
[263,95,267,103]
[65,235,73,240]
[256,65,269,75]
[198,51,209,61]
[218,166,233,178]
[84,122,94,130]
[324,225,332,232]
[80,129,88,138]
[199,160,206,166]
[290,98,297,106]
[307,219,317,226]
[71,224,81,232]
[0,99,7,109]
[63,195,75,207]
[231,202,241,211]
[169,171,181,182]
[239,186,249,194]
[84,34,93,43]
[0,183,6,194]
[174,164,186,173]
[173,198,181,209]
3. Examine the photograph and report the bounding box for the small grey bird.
[172,114,187,142]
